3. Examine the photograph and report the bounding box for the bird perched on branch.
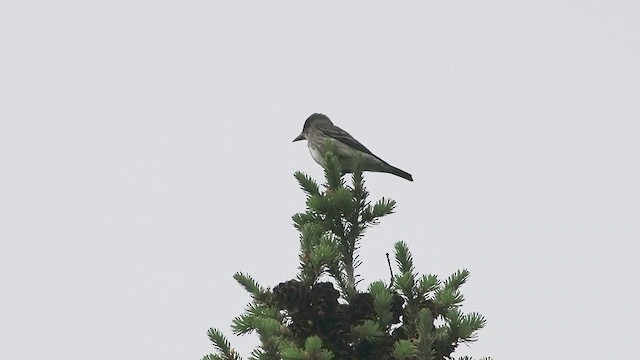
[293,113,413,181]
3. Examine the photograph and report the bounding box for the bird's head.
[293,113,332,142]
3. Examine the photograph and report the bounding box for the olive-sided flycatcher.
[293,113,413,181]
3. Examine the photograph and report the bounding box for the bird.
[293,113,413,181]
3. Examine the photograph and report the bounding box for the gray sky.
[1,1,638,359]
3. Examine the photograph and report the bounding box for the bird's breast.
[307,142,325,166]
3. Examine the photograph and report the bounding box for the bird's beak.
[293,133,305,142]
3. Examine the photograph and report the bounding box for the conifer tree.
[203,150,490,360]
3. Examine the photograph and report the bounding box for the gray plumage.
[293,113,413,181]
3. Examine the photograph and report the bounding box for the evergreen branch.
[312,235,340,266]
[417,274,440,298]
[253,317,282,339]
[307,188,353,214]
[231,304,280,335]
[279,346,306,360]
[248,348,265,360]
[391,339,417,359]
[446,308,463,337]
[351,319,385,341]
[293,171,321,197]
[393,242,418,302]
[459,312,487,342]
[306,235,340,282]
[206,328,242,360]
[332,165,369,298]
[349,152,365,187]
[234,273,269,303]
[250,348,281,360]
[368,197,396,221]
[393,241,416,276]
[434,287,465,310]
[231,314,254,335]
[369,281,393,327]
[434,270,469,311]
[297,223,325,285]
[349,153,369,221]
[280,336,334,360]
[202,355,225,360]
[249,317,284,360]
[326,259,349,297]
[321,145,344,190]
[413,308,434,359]
[433,324,458,359]
[394,272,416,306]
[443,269,470,292]
[292,212,317,229]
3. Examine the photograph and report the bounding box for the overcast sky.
[1,1,638,359]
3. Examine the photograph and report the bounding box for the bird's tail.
[387,164,413,182]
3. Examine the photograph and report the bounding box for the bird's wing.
[321,124,376,156]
